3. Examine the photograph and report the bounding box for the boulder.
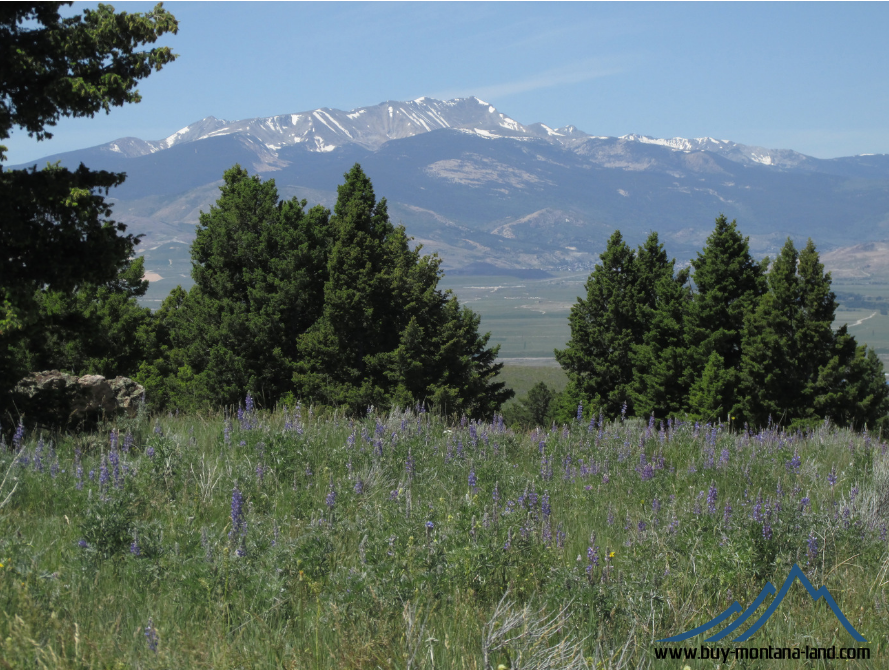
[10,370,144,429]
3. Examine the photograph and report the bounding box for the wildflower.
[786,451,801,473]
[145,447,155,459]
[723,502,732,524]
[576,402,583,422]
[230,486,246,539]
[800,496,810,512]
[12,421,25,450]
[130,536,141,557]
[541,492,551,519]
[405,450,414,477]
[637,520,647,533]
[353,478,364,495]
[707,484,718,514]
[806,534,818,564]
[145,618,159,653]
[827,466,837,487]
[325,485,336,510]
[78,539,88,549]
[468,469,477,493]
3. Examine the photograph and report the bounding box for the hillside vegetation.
[0,403,886,668]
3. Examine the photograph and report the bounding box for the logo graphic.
[658,563,867,643]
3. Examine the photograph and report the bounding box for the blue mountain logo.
[658,564,867,643]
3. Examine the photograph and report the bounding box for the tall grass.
[0,402,886,668]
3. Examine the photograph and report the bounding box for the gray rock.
[11,370,144,429]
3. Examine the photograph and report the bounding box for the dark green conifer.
[556,231,640,418]
[686,215,766,417]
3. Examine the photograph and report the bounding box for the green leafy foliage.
[0,1,177,391]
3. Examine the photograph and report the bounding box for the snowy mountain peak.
[78,96,821,171]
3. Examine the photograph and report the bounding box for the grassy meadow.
[1,401,887,669]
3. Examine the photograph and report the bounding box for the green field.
[438,273,587,361]
[2,404,886,668]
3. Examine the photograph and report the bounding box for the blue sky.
[6,1,889,164]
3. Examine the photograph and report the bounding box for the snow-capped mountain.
[90,96,821,172]
[13,96,889,290]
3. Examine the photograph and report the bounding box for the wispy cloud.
[431,57,629,102]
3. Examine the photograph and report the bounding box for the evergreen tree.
[140,166,333,409]
[556,231,640,418]
[630,232,692,418]
[293,165,511,417]
[502,382,559,428]
[0,2,177,392]
[736,237,888,429]
[686,215,766,417]
[8,257,155,380]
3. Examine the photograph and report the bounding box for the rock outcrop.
[10,370,144,429]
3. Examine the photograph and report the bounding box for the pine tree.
[292,164,511,416]
[738,237,888,429]
[141,166,333,409]
[686,215,766,417]
[556,231,640,418]
[630,232,692,418]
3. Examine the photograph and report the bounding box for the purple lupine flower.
[492,483,500,506]
[719,448,730,467]
[12,421,24,450]
[468,469,477,493]
[78,539,88,549]
[230,486,246,539]
[541,492,551,519]
[99,457,110,490]
[827,466,837,487]
[786,451,801,473]
[145,618,158,653]
[652,498,661,512]
[752,497,764,523]
[621,401,627,419]
[145,446,155,459]
[800,496,810,512]
[640,463,654,481]
[325,485,336,510]
[353,478,364,495]
[245,392,254,414]
[637,520,647,533]
[153,423,163,436]
[586,544,600,574]
[389,489,399,500]
[123,430,134,453]
[576,403,583,422]
[707,485,718,514]
[405,450,414,477]
[850,486,859,505]
[556,523,566,548]
[762,517,773,540]
[75,465,84,490]
[723,502,732,524]
[607,510,615,526]
[880,525,887,542]
[806,534,818,564]
[130,537,141,557]
[255,463,264,486]
[504,527,512,550]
